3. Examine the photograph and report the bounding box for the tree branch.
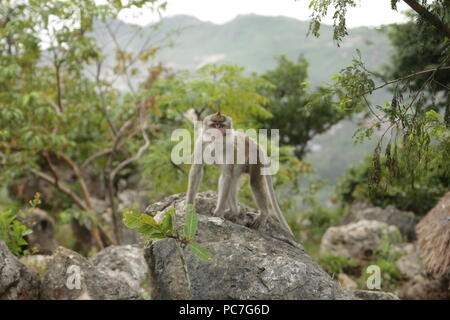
[31,170,88,211]
[402,0,450,39]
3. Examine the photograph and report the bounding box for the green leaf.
[189,242,213,262]
[139,213,158,227]
[137,223,158,234]
[122,210,142,229]
[183,205,198,240]
[160,208,175,235]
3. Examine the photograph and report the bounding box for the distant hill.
[152,14,391,85]
[93,14,392,84]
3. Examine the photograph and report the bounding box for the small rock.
[396,251,423,279]
[320,220,401,260]
[400,274,450,300]
[338,273,358,290]
[342,202,416,241]
[20,254,53,276]
[353,290,399,300]
[41,246,141,300]
[90,245,149,293]
[0,240,40,300]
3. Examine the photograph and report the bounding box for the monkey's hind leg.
[249,172,270,230]
[225,172,241,219]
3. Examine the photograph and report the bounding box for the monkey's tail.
[264,174,294,237]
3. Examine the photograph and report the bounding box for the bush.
[0,210,32,256]
[336,153,449,215]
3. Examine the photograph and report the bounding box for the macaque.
[186,112,293,236]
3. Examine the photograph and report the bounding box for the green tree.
[0,0,168,251]
[307,0,449,209]
[257,55,356,159]
[384,10,450,121]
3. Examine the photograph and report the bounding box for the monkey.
[186,112,294,236]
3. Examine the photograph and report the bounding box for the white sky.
[119,0,411,27]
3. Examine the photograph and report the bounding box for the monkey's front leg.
[213,166,233,218]
[186,163,203,205]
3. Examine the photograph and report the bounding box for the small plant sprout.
[123,204,213,298]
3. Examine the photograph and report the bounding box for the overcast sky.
[119,0,411,27]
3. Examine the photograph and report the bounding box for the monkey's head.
[203,112,232,135]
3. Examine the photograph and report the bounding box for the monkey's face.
[203,112,232,136]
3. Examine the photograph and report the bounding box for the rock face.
[41,246,143,300]
[0,240,40,300]
[144,191,357,300]
[341,202,416,241]
[320,220,401,260]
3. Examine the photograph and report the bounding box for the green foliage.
[293,205,344,257]
[151,64,272,125]
[308,0,358,42]
[257,55,358,159]
[308,1,449,217]
[123,205,213,262]
[336,141,449,214]
[0,210,32,256]
[384,10,450,112]
[319,254,359,277]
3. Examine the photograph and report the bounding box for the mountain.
[93,14,391,85]
[152,14,391,85]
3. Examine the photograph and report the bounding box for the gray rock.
[400,274,450,300]
[396,251,424,279]
[41,246,141,300]
[90,245,149,293]
[21,208,57,255]
[342,202,416,241]
[353,290,399,300]
[0,240,40,300]
[144,191,357,300]
[20,254,53,276]
[320,220,401,260]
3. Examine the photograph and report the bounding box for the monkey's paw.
[213,209,226,219]
[249,215,268,230]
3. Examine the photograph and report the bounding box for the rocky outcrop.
[320,219,401,260]
[342,202,416,241]
[40,246,146,300]
[144,191,363,300]
[0,240,40,300]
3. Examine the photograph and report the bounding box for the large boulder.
[41,246,142,300]
[144,191,358,300]
[341,202,416,241]
[0,240,40,300]
[320,219,401,261]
